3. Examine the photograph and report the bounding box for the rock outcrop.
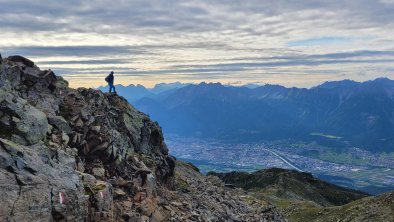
[0,55,284,221]
[166,161,284,221]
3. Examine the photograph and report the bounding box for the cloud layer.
[1,0,394,88]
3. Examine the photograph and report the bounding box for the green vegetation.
[210,168,369,207]
[317,151,368,165]
[175,175,190,193]
[286,192,394,222]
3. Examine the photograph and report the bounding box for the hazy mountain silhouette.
[98,82,190,102]
[134,78,394,152]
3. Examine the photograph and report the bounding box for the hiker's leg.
[109,83,113,92]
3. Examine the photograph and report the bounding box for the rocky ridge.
[0,55,284,221]
[209,168,369,207]
[209,168,394,222]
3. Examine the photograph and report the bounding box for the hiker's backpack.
[105,75,110,82]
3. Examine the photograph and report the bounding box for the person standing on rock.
[105,71,116,93]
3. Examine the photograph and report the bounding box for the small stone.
[144,173,156,195]
[0,115,11,126]
[48,141,61,148]
[133,192,147,202]
[77,161,85,172]
[80,109,90,120]
[50,134,60,143]
[92,167,105,178]
[114,188,126,197]
[141,216,149,222]
[121,200,133,208]
[75,118,84,127]
[70,115,79,122]
[48,116,72,134]
[82,173,97,187]
[151,208,170,222]
[90,125,101,133]
[11,116,21,123]
[182,201,191,208]
[171,202,183,207]
[62,132,69,145]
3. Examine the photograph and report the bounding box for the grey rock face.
[0,90,48,145]
[0,56,68,116]
[48,115,72,134]
[0,138,88,221]
[0,56,178,221]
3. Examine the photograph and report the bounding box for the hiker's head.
[111,71,114,75]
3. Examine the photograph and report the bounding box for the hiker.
[105,71,116,93]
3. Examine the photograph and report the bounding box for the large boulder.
[7,55,35,67]
[0,90,48,145]
[0,138,88,221]
[0,56,68,116]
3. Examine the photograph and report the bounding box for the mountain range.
[130,78,394,153]
[97,82,190,102]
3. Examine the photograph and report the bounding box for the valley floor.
[166,135,394,195]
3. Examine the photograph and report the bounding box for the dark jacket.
[106,73,114,84]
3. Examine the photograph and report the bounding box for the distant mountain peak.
[368,77,393,84]
[315,79,360,89]
[198,81,223,86]
[373,77,391,81]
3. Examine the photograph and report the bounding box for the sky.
[1,0,394,88]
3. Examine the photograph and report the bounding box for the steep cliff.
[0,55,284,221]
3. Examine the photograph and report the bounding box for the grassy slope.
[209,168,369,207]
[287,191,394,222]
[209,168,394,221]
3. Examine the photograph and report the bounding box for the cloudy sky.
[2,0,394,88]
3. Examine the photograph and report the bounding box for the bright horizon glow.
[1,0,394,88]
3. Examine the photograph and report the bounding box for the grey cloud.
[170,50,394,69]
[1,0,394,87]
[1,46,148,57]
[0,0,393,51]
[311,50,394,59]
[1,41,233,58]
[0,0,393,35]
[0,0,218,33]
[170,59,394,70]
[60,67,247,76]
[37,59,131,65]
